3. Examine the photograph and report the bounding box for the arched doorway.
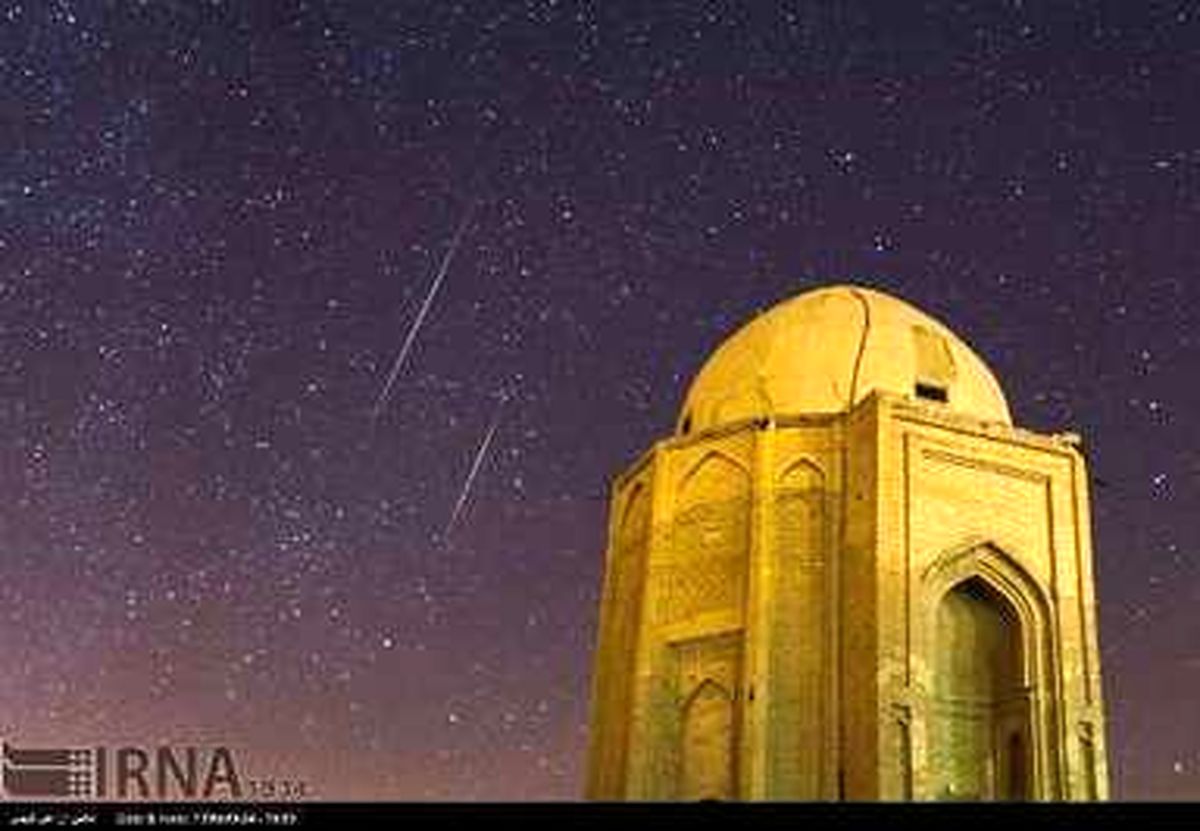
[930,577,1030,800]
[680,680,736,801]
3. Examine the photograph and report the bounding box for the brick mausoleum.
[586,285,1109,801]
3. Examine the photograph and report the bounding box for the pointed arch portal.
[680,680,736,801]
[930,577,1031,801]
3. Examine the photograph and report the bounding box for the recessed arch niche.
[920,544,1056,802]
[680,679,737,801]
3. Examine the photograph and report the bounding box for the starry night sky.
[2,0,1198,801]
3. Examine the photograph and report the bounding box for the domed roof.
[677,285,1011,433]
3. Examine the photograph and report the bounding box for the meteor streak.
[371,203,476,420]
[442,397,504,541]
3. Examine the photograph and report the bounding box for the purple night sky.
[2,1,1198,799]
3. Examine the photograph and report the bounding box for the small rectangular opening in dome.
[915,382,948,403]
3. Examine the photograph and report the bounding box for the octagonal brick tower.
[586,285,1109,801]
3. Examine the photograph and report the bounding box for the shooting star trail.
[371,203,476,420]
[442,397,505,541]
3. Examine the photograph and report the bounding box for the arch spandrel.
[778,457,824,490]
[676,450,751,503]
[920,542,1053,643]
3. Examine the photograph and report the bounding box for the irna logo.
[1,741,244,799]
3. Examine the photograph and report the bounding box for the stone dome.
[677,285,1011,433]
